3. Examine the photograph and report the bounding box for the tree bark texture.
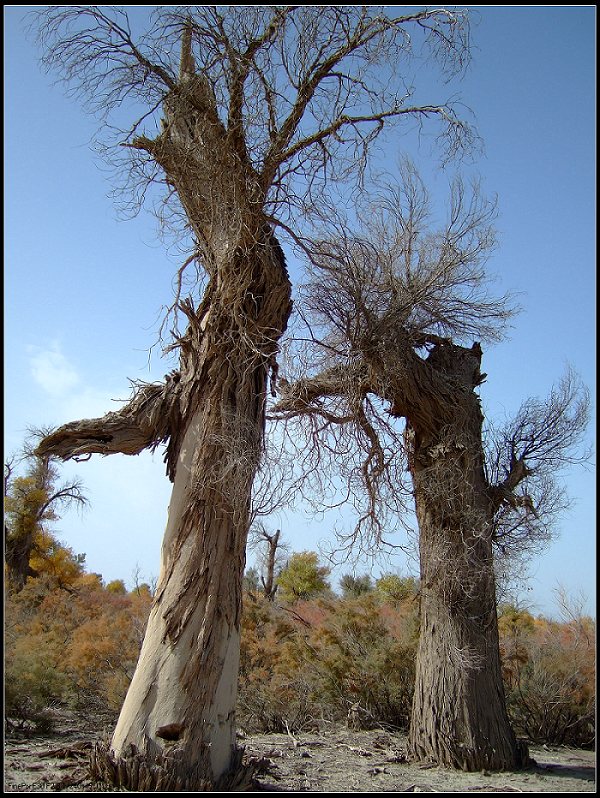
[274,338,528,771]
[109,229,290,788]
[40,240,291,791]
[404,343,529,770]
[77,235,291,789]
[5,527,39,590]
[36,34,294,788]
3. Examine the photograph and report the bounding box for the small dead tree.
[248,524,288,601]
[28,7,475,790]
[273,164,591,770]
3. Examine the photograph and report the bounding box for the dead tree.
[249,524,287,600]
[30,7,475,790]
[272,166,591,770]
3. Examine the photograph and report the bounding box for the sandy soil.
[3,713,595,792]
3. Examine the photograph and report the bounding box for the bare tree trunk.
[96,249,289,788]
[5,529,38,590]
[92,386,250,787]
[29,7,488,786]
[261,528,280,601]
[406,345,528,770]
[36,235,291,789]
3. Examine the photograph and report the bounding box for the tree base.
[90,740,266,791]
[513,738,534,770]
[408,736,532,772]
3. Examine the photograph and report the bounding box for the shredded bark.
[90,739,261,792]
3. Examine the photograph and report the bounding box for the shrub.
[298,595,416,729]
[339,573,373,598]
[375,573,419,605]
[5,581,69,731]
[238,591,418,733]
[277,551,331,602]
[5,643,68,731]
[238,593,317,732]
[4,572,152,728]
[499,605,595,748]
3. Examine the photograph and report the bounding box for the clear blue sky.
[4,6,596,617]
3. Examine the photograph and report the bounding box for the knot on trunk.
[156,723,185,742]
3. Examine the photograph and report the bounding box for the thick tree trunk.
[37,232,291,789]
[406,345,528,770]
[91,398,249,788]
[89,239,290,789]
[274,340,528,771]
[5,529,38,590]
[35,25,297,791]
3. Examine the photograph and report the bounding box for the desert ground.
[4,711,595,792]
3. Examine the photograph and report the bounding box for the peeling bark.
[27,5,490,786]
[34,24,294,782]
[35,376,183,478]
[37,215,291,791]
[275,340,529,771]
[103,230,290,786]
[41,237,291,789]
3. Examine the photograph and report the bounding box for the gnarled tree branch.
[35,374,183,480]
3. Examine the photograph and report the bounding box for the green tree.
[277,552,331,602]
[243,567,260,595]
[340,573,373,598]
[106,579,127,595]
[375,574,419,605]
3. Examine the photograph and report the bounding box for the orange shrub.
[238,590,418,733]
[5,571,153,726]
[498,604,595,748]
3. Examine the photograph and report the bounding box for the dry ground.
[3,711,595,792]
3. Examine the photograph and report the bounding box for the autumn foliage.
[499,602,595,747]
[5,572,153,731]
[4,537,595,748]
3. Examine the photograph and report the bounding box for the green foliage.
[106,579,127,594]
[238,593,311,732]
[243,567,260,595]
[375,573,419,605]
[339,573,373,598]
[277,551,331,602]
[5,628,69,731]
[301,594,417,729]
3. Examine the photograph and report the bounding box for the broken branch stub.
[35,374,183,480]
